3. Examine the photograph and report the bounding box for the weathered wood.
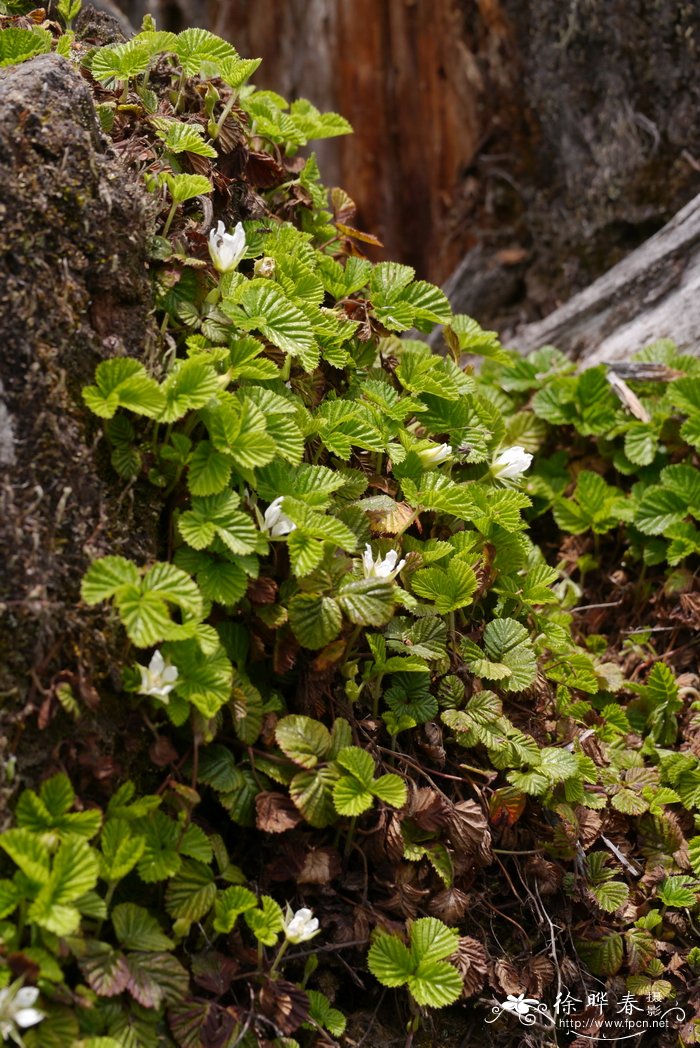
[509,193,700,364]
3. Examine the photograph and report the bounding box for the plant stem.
[269,938,290,976]
[343,816,357,861]
[162,198,178,237]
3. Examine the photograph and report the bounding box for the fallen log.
[509,192,700,365]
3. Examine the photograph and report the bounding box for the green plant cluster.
[1,8,700,1048]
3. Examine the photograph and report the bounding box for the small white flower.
[362,544,406,580]
[491,445,533,482]
[283,906,320,944]
[0,983,45,1042]
[263,496,297,537]
[138,649,178,701]
[502,993,539,1015]
[208,219,246,273]
[417,442,451,467]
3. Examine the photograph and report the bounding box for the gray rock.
[0,54,160,712]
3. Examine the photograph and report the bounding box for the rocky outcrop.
[0,53,160,716]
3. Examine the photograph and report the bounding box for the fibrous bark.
[0,53,160,716]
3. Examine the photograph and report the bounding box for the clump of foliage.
[1,5,700,1048]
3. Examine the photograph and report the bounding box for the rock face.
[0,53,160,713]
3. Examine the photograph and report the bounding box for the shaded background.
[116,0,700,331]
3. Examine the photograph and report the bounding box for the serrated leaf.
[288,594,342,649]
[409,958,463,1007]
[367,933,414,987]
[125,951,189,1009]
[29,836,100,935]
[411,560,477,614]
[112,903,174,951]
[244,895,284,946]
[162,172,212,204]
[100,820,145,883]
[151,117,218,157]
[590,880,629,913]
[158,358,220,422]
[635,485,687,535]
[0,26,52,67]
[337,576,395,626]
[213,885,258,933]
[165,859,216,924]
[83,358,165,419]
[81,556,140,604]
[371,774,407,809]
[275,715,331,768]
[187,440,232,496]
[332,775,374,816]
[175,27,237,75]
[289,766,339,828]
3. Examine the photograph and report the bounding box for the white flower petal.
[15,1006,44,1029]
[13,989,39,1010]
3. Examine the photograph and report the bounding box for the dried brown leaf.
[297,847,341,885]
[451,936,488,998]
[256,792,303,834]
[258,979,309,1036]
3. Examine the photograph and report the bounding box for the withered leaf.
[297,846,341,885]
[191,951,239,996]
[258,979,309,1036]
[427,887,470,924]
[451,935,488,998]
[256,791,302,834]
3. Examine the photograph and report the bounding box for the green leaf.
[165,859,217,924]
[411,560,477,614]
[656,875,699,908]
[3,830,50,887]
[244,895,284,946]
[409,917,459,963]
[367,933,414,987]
[178,493,261,555]
[288,594,342,649]
[335,747,375,787]
[537,747,580,782]
[113,903,174,951]
[575,933,623,976]
[306,989,347,1037]
[162,172,212,204]
[372,774,408,808]
[187,441,232,496]
[213,885,258,933]
[151,117,218,158]
[231,282,317,365]
[174,27,238,75]
[635,485,687,535]
[81,556,140,604]
[158,358,220,422]
[337,577,395,626]
[408,958,463,1007]
[332,775,374,816]
[82,358,165,419]
[0,26,52,66]
[29,836,100,935]
[100,820,146,883]
[275,715,331,769]
[590,880,629,913]
[170,640,233,718]
[91,40,150,84]
[289,766,340,828]
[136,812,182,883]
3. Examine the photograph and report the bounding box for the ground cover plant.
[1,5,700,1047]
